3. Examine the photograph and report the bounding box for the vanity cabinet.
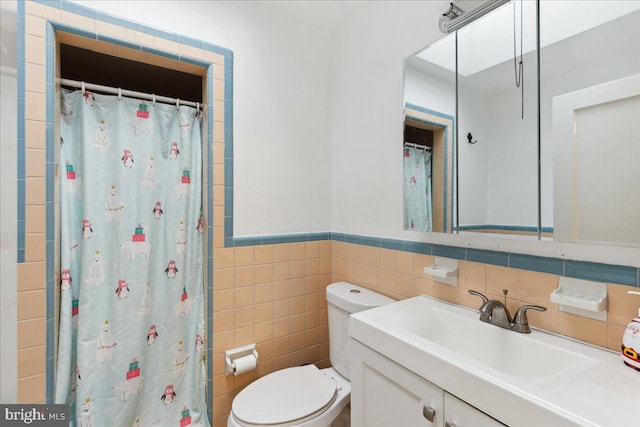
[351,340,505,427]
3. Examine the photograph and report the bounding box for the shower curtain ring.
[152,94,156,106]
[176,98,180,110]
[118,88,122,101]
[196,102,199,111]
[81,81,85,95]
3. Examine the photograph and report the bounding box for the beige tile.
[256,359,273,379]
[458,261,486,291]
[213,268,234,290]
[379,248,396,271]
[273,262,290,281]
[291,260,306,279]
[255,245,273,264]
[213,144,225,165]
[25,35,46,66]
[25,178,45,206]
[17,374,45,403]
[235,306,254,328]
[394,273,414,298]
[125,28,154,47]
[486,265,519,300]
[213,374,234,397]
[214,120,225,143]
[25,120,46,150]
[26,63,46,94]
[25,205,46,234]
[25,148,46,177]
[234,286,254,307]
[234,247,254,267]
[273,318,290,338]
[213,163,225,186]
[213,289,234,312]
[180,43,204,60]
[608,283,640,326]
[213,353,225,376]
[213,330,234,354]
[528,307,559,333]
[25,233,46,262]
[305,241,320,259]
[17,346,46,378]
[305,310,321,329]
[214,227,225,248]
[319,257,331,275]
[273,300,289,320]
[213,310,234,333]
[290,314,305,333]
[17,318,46,349]
[518,270,558,308]
[273,280,290,300]
[17,290,46,321]
[254,264,273,285]
[17,262,46,291]
[365,246,380,266]
[214,416,229,427]
[26,2,60,21]
[290,296,305,315]
[213,248,234,269]
[213,206,224,228]
[319,241,331,258]
[95,20,127,39]
[395,251,414,274]
[234,266,254,287]
[213,99,225,123]
[235,325,254,347]
[273,336,290,358]
[213,393,233,418]
[204,50,225,66]
[255,321,273,343]
[559,312,607,347]
[256,341,273,362]
[255,302,273,324]
[254,283,273,304]
[342,243,355,261]
[608,323,626,352]
[214,78,225,102]
[272,354,290,372]
[290,243,306,261]
[305,258,320,276]
[61,10,95,32]
[433,282,459,304]
[273,244,290,263]
[153,37,180,55]
[354,245,366,264]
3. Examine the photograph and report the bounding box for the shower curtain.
[56,89,208,427]
[403,145,433,232]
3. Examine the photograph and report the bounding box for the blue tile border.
[466,248,509,267]
[565,260,638,287]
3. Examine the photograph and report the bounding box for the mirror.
[541,3,640,245]
[403,0,640,247]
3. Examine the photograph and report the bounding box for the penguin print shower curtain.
[56,89,208,427]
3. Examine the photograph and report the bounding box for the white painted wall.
[330,0,450,240]
[71,0,333,236]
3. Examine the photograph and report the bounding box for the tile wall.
[210,242,332,427]
[331,240,638,352]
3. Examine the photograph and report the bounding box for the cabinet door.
[351,340,443,427]
[444,392,506,427]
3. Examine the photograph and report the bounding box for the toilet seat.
[232,365,337,426]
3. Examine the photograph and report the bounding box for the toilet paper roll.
[232,354,257,376]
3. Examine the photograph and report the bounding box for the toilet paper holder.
[225,343,259,376]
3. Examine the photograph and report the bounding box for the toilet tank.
[326,282,394,380]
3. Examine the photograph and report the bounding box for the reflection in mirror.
[541,3,640,246]
[456,0,539,237]
[403,33,456,233]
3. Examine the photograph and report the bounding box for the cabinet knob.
[423,406,436,422]
[445,422,458,427]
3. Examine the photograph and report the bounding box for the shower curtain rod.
[404,142,432,151]
[59,78,202,109]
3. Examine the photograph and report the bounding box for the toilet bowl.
[227,282,394,427]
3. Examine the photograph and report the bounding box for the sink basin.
[349,295,640,427]
[387,299,596,381]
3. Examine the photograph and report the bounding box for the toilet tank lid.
[326,282,395,314]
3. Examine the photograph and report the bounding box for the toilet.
[227,282,394,427]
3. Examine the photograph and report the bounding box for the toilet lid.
[232,365,337,426]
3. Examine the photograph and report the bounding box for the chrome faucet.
[468,290,546,334]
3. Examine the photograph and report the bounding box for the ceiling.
[253,0,371,33]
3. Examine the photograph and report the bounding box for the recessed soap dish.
[424,256,458,286]
[550,277,607,321]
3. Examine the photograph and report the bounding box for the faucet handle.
[468,289,489,303]
[513,305,547,326]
